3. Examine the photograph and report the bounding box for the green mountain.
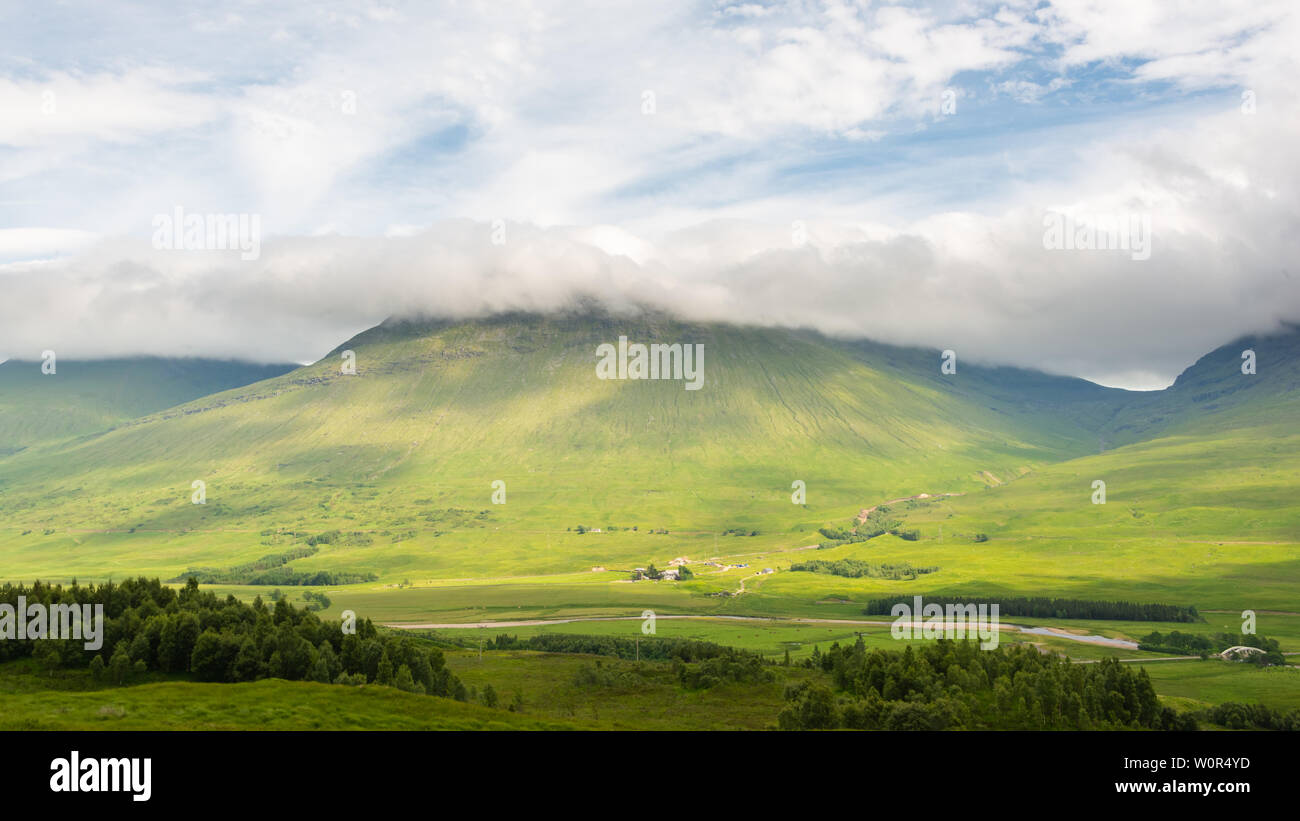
[1100,323,1300,443]
[823,325,1300,610]
[0,357,296,456]
[0,313,1295,612]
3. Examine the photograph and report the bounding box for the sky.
[0,0,1297,389]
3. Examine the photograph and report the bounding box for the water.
[1015,626,1139,649]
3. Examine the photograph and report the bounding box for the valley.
[1,312,1297,730]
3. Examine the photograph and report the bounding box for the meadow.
[0,677,574,730]
[2,636,1293,731]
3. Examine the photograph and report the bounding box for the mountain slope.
[830,334,1134,454]
[0,314,1295,600]
[1101,323,1300,444]
[820,326,1300,610]
[0,312,1138,580]
[0,357,297,455]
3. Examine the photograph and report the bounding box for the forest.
[0,578,463,698]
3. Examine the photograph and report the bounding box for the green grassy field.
[1143,661,1300,712]
[442,647,811,730]
[0,677,575,730]
[416,612,1300,660]
[2,641,1293,731]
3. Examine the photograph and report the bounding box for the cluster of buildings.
[622,555,774,581]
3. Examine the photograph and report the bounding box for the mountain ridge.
[0,312,1295,585]
[0,356,297,455]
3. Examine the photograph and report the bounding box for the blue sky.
[1,0,1297,388]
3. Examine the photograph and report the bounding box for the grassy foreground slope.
[0,312,1129,581]
[0,678,576,730]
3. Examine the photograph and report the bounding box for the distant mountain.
[890,324,1300,610]
[0,357,297,455]
[1100,323,1300,444]
[0,312,1294,583]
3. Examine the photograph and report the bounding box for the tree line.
[450,631,758,663]
[779,638,1197,730]
[1138,630,1284,664]
[790,559,938,580]
[2,578,464,699]
[817,506,920,548]
[169,544,377,585]
[1199,702,1300,730]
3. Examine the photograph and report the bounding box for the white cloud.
[0,68,221,148]
[6,88,1297,390]
[1042,0,1296,88]
[0,228,101,263]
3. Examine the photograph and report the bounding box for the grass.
[0,357,293,453]
[444,647,811,730]
[4,646,1290,731]
[417,612,1300,660]
[0,315,1135,583]
[1144,661,1300,711]
[0,677,578,730]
